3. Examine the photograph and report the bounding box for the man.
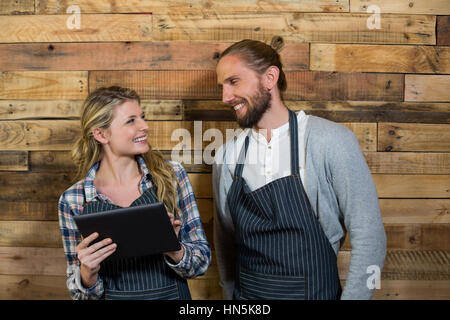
[212,37,386,300]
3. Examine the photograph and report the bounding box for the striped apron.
[83,186,191,300]
[227,109,341,300]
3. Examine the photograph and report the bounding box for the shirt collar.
[83,156,153,203]
[250,118,290,145]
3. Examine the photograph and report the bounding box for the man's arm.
[328,126,387,300]
[212,149,237,300]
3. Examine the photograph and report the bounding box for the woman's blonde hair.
[72,86,179,215]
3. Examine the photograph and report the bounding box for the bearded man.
[212,37,386,300]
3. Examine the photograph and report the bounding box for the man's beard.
[235,84,271,128]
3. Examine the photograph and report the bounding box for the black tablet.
[73,202,181,260]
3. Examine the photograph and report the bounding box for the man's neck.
[253,98,289,142]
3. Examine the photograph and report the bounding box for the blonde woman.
[58,86,210,300]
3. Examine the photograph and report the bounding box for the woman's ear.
[263,66,280,91]
[92,127,109,144]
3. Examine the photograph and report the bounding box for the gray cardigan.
[212,115,386,300]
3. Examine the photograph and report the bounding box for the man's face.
[216,54,271,128]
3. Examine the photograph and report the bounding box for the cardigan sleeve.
[326,125,387,299]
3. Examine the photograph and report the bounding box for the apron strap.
[288,109,300,176]
[234,132,251,178]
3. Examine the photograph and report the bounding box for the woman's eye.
[127,118,135,124]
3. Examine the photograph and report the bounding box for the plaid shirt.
[58,157,211,300]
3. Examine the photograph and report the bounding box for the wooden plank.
[90,71,221,100]
[0,221,62,248]
[378,123,450,152]
[373,175,450,198]
[0,120,80,151]
[0,247,66,276]
[380,199,450,224]
[338,250,450,280]
[0,151,28,171]
[0,14,152,43]
[405,75,450,102]
[350,0,450,15]
[0,201,58,221]
[437,16,450,45]
[0,72,88,100]
[284,72,403,101]
[365,152,450,174]
[0,0,34,14]
[90,71,403,101]
[0,172,74,201]
[0,275,69,300]
[0,100,182,120]
[372,280,450,299]
[341,224,450,251]
[36,0,349,14]
[311,44,450,73]
[184,100,450,123]
[153,13,435,44]
[0,42,309,71]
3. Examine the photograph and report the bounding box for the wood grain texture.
[284,72,403,101]
[310,44,450,73]
[365,152,450,174]
[0,72,87,100]
[0,275,69,300]
[90,71,403,101]
[153,13,436,44]
[0,42,309,71]
[378,123,450,152]
[380,199,450,224]
[405,75,450,102]
[0,120,80,151]
[0,221,62,248]
[184,100,450,123]
[0,151,28,171]
[372,280,450,300]
[350,0,450,14]
[0,14,152,43]
[0,0,34,14]
[341,224,450,250]
[437,16,450,45]
[0,247,66,276]
[373,175,450,198]
[0,100,181,120]
[0,201,58,221]
[36,0,349,14]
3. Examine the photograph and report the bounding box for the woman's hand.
[76,232,117,288]
[164,212,184,264]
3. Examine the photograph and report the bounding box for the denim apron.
[83,184,191,300]
[227,110,341,300]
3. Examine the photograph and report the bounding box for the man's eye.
[127,118,135,124]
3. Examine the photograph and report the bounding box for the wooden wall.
[0,0,449,300]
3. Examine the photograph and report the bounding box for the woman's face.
[103,99,149,158]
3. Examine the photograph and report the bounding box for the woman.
[58,86,211,300]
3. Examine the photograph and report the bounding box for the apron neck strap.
[288,109,300,175]
[233,109,299,178]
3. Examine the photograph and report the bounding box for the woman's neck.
[95,155,141,187]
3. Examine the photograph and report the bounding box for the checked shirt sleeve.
[58,185,104,300]
[164,161,211,278]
